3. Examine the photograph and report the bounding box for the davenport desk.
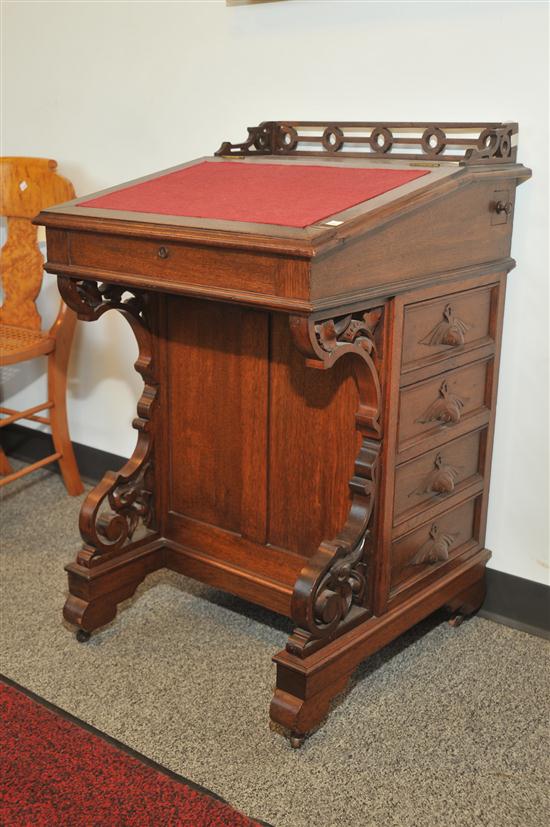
[37,121,530,746]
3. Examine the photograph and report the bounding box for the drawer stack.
[387,274,505,604]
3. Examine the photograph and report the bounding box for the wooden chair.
[0,157,83,494]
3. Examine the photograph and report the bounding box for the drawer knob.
[416,380,465,426]
[410,452,459,497]
[495,200,512,216]
[411,523,456,565]
[420,304,469,348]
[157,246,169,259]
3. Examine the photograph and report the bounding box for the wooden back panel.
[0,157,74,330]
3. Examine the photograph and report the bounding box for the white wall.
[2,1,548,585]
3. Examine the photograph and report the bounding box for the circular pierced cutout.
[499,133,512,159]
[279,125,298,152]
[478,128,498,157]
[322,125,344,152]
[369,126,393,154]
[421,126,446,156]
[253,130,270,150]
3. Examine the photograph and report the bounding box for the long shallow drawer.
[393,429,485,529]
[397,358,492,456]
[65,231,309,305]
[391,497,479,592]
[401,283,497,377]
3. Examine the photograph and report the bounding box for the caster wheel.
[448,613,465,628]
[289,732,305,749]
[76,629,91,643]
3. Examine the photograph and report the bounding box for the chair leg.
[47,321,83,496]
[0,446,14,476]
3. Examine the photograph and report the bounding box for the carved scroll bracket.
[289,307,383,439]
[57,277,158,567]
[287,307,384,657]
[216,121,277,157]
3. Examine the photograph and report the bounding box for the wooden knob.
[495,200,512,216]
[158,246,169,259]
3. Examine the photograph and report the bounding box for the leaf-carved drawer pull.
[420,304,469,347]
[416,380,465,425]
[496,200,513,216]
[409,453,460,498]
[411,523,455,565]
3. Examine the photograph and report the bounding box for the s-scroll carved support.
[57,277,158,568]
[286,307,384,657]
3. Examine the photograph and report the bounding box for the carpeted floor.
[1,466,549,827]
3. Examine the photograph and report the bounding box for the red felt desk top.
[78,161,429,229]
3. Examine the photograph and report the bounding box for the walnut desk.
[37,122,530,747]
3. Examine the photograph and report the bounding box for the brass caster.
[448,613,465,628]
[289,732,305,749]
[76,629,91,643]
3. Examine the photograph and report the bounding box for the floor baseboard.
[481,569,549,641]
[3,423,549,639]
[1,422,126,485]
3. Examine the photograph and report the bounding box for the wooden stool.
[0,157,83,495]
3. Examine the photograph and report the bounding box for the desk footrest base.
[165,540,294,617]
[63,536,295,634]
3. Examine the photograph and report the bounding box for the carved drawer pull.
[495,200,513,216]
[157,246,169,259]
[420,304,469,347]
[409,453,460,497]
[416,380,465,425]
[411,523,455,565]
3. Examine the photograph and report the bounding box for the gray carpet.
[1,466,549,827]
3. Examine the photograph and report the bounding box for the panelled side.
[311,176,517,306]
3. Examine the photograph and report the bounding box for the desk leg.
[57,277,163,637]
[271,310,383,744]
[271,551,489,746]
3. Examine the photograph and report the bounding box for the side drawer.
[391,497,479,593]
[393,428,485,529]
[401,283,498,377]
[397,358,492,456]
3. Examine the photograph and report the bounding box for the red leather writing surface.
[78,161,428,228]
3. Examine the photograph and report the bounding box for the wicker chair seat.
[0,323,55,366]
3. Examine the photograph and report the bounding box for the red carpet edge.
[1,674,272,827]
